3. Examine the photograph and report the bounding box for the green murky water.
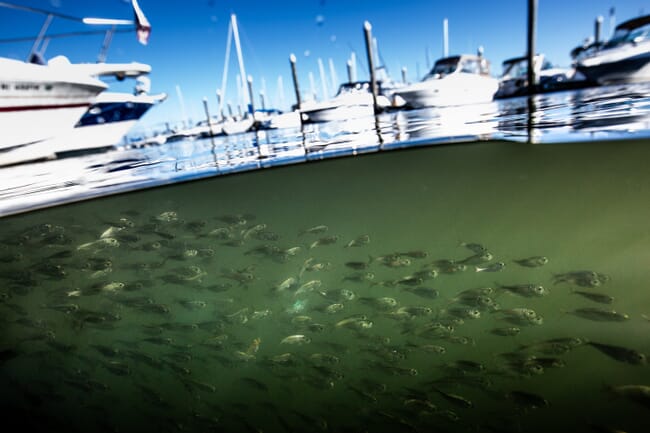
[1,139,649,432]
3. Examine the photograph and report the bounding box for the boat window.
[604,23,650,48]
[425,58,459,79]
[460,59,480,74]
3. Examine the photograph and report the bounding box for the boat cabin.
[423,55,490,80]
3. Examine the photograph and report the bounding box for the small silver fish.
[280,334,311,345]
[566,307,629,322]
[299,225,328,236]
[345,234,371,247]
[513,256,548,267]
[476,262,505,272]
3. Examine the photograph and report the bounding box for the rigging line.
[0,1,84,22]
[0,28,133,44]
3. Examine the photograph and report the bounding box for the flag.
[132,0,151,45]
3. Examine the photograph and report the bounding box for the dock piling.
[363,21,379,114]
[202,97,215,138]
[595,15,603,45]
[289,54,302,111]
[526,0,538,93]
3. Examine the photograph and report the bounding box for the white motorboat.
[494,54,581,98]
[300,81,391,123]
[0,57,107,150]
[575,14,650,84]
[395,54,498,108]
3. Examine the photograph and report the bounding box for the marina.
[1,1,650,433]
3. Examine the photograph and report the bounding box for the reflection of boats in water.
[395,53,498,108]
[394,102,499,141]
[574,14,650,84]
[494,54,585,99]
[0,57,107,151]
[300,81,391,123]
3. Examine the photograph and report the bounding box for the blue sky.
[1,1,648,128]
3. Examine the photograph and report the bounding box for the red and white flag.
[132,0,151,45]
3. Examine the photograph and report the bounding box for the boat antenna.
[608,7,616,38]
[443,18,449,58]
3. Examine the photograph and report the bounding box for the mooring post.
[202,97,215,139]
[247,75,255,114]
[289,54,302,111]
[401,67,407,84]
[363,21,379,114]
[527,0,538,94]
[346,60,353,83]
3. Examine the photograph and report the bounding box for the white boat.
[255,109,301,130]
[0,58,166,165]
[575,14,650,84]
[494,54,581,98]
[300,81,391,123]
[395,54,498,108]
[222,115,255,135]
[0,57,107,150]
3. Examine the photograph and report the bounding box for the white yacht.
[575,14,650,84]
[395,54,498,108]
[0,57,107,151]
[494,54,580,98]
[0,58,166,165]
[300,81,391,123]
[48,57,166,152]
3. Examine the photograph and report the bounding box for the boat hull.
[577,48,650,84]
[0,58,107,149]
[397,74,498,108]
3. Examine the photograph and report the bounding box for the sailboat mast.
[231,14,251,112]
[218,20,233,119]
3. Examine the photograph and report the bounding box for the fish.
[606,384,650,409]
[476,262,505,272]
[345,234,371,247]
[299,225,328,236]
[445,307,481,320]
[318,289,355,302]
[280,334,311,345]
[553,270,609,287]
[498,283,549,297]
[431,387,473,408]
[570,290,614,304]
[241,223,267,239]
[273,277,297,292]
[359,296,398,310]
[403,286,439,299]
[397,306,433,316]
[343,272,374,282]
[506,390,549,409]
[309,235,339,249]
[398,250,428,259]
[77,237,120,250]
[294,280,322,296]
[324,303,344,314]
[460,242,488,254]
[566,307,629,322]
[494,308,543,326]
[586,341,646,364]
[490,327,521,337]
[42,303,79,314]
[459,252,493,265]
[344,259,372,270]
[513,256,548,267]
[183,379,217,393]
